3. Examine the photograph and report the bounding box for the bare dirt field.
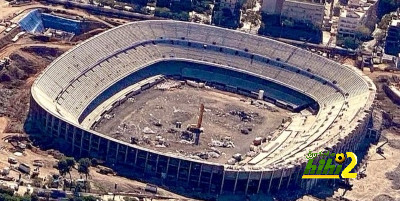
[0,44,67,133]
[95,80,290,164]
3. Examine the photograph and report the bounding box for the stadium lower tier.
[79,60,316,123]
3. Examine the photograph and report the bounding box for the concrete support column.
[124,146,128,163]
[208,170,214,193]
[45,113,50,132]
[50,116,55,133]
[106,141,110,161]
[268,170,275,193]
[154,155,160,173]
[278,169,285,190]
[50,116,55,135]
[256,171,263,194]
[144,152,149,173]
[220,171,226,195]
[187,162,192,184]
[233,171,239,194]
[165,158,171,176]
[57,120,61,137]
[245,172,251,194]
[79,130,84,157]
[65,124,69,140]
[296,166,302,184]
[97,137,100,150]
[197,164,204,187]
[287,169,293,188]
[88,134,92,154]
[115,144,120,161]
[71,127,76,152]
[176,160,181,179]
[134,149,139,165]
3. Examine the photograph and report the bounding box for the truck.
[8,157,17,164]
[18,163,30,174]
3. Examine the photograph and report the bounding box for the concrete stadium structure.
[29,20,376,198]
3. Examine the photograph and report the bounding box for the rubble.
[232,153,242,161]
[104,114,114,120]
[95,78,288,164]
[142,127,156,134]
[227,158,236,165]
[229,110,258,122]
[253,137,265,146]
[246,151,257,157]
[155,80,182,90]
[186,80,205,88]
[209,138,235,148]
[249,145,258,152]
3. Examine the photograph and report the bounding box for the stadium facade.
[29,20,376,198]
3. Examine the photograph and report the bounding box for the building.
[337,0,377,36]
[338,9,366,36]
[395,53,400,68]
[280,0,325,28]
[385,19,400,56]
[215,0,240,11]
[261,0,284,15]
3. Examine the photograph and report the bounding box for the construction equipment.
[187,104,204,145]
[357,168,367,180]
[376,137,388,159]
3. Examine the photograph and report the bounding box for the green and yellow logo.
[302,151,358,179]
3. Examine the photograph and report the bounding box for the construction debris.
[209,138,235,148]
[186,80,205,88]
[95,78,288,164]
[142,127,156,134]
[155,80,182,90]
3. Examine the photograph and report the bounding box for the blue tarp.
[18,9,83,34]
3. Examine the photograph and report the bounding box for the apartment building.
[385,19,400,56]
[215,0,240,11]
[261,0,285,15]
[337,0,377,36]
[280,0,325,27]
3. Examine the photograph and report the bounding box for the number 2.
[341,152,358,178]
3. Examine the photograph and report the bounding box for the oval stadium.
[29,20,376,199]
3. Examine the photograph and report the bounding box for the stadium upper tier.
[31,20,375,169]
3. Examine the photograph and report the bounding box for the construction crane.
[187,104,204,145]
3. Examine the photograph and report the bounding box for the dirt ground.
[0,44,68,133]
[95,80,289,164]
[0,116,8,134]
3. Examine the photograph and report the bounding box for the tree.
[355,26,372,41]
[378,14,393,30]
[78,158,92,180]
[343,37,360,49]
[377,0,399,19]
[57,157,75,190]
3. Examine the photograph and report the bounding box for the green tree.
[343,37,360,49]
[57,157,75,190]
[377,0,399,18]
[78,158,92,180]
[355,25,371,41]
[378,14,393,30]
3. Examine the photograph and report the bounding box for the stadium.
[29,20,376,198]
